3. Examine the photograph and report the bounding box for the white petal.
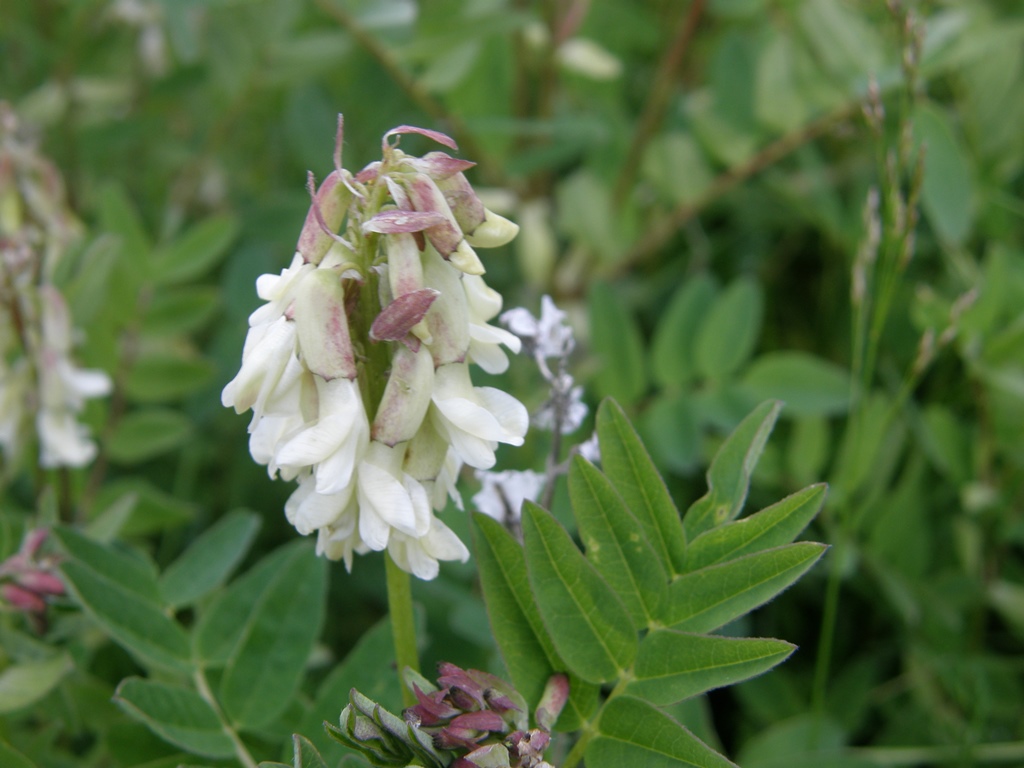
[474,387,528,445]
[358,459,419,537]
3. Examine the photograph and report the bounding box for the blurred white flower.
[557,37,623,81]
[35,286,111,468]
[472,469,545,525]
[533,379,587,434]
[501,295,575,360]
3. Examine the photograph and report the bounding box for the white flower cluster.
[0,104,111,471]
[222,120,527,580]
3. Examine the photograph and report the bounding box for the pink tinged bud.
[17,571,64,596]
[362,210,447,235]
[465,209,520,249]
[404,174,464,257]
[294,268,357,380]
[2,583,46,613]
[534,673,569,732]
[386,233,426,299]
[435,172,486,234]
[22,528,49,557]
[372,345,434,446]
[383,125,458,153]
[423,249,471,365]
[370,289,439,344]
[297,171,354,265]
[401,151,477,179]
[355,161,380,184]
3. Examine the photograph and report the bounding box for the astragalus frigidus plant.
[222,118,527,580]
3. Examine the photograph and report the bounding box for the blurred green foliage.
[2,0,1024,765]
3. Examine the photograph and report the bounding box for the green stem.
[386,553,420,707]
[810,533,844,718]
[193,668,258,768]
[561,677,632,768]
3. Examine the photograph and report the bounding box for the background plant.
[2,0,1024,766]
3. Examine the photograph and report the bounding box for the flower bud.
[402,173,465,259]
[294,268,357,381]
[435,171,486,234]
[297,170,354,265]
[372,345,434,446]
[422,249,471,366]
[465,208,520,249]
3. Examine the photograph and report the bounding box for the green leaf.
[686,485,827,571]
[740,352,851,417]
[219,542,327,729]
[694,276,762,381]
[194,544,293,665]
[98,182,152,260]
[683,401,782,541]
[569,456,668,628]
[53,527,161,602]
[0,738,37,768]
[159,509,261,607]
[106,408,194,465]
[142,286,221,336]
[588,695,737,768]
[651,274,718,388]
[588,282,647,405]
[0,654,73,713]
[523,502,637,684]
[667,543,827,633]
[913,103,975,245]
[125,351,216,402]
[597,399,687,574]
[114,677,235,759]
[626,631,795,705]
[151,214,240,286]
[290,734,329,768]
[59,559,192,672]
[470,513,598,731]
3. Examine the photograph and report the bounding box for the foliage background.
[2,0,1024,766]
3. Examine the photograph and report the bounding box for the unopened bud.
[423,250,471,365]
[448,240,485,276]
[297,171,354,265]
[403,173,465,257]
[436,171,486,235]
[465,208,519,249]
[294,268,357,380]
[372,345,434,446]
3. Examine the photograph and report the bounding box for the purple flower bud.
[450,710,506,733]
[2,583,46,613]
[17,570,64,596]
[534,673,569,732]
[370,288,439,344]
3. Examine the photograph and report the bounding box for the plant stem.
[613,0,705,205]
[385,553,420,708]
[193,668,259,768]
[811,533,844,717]
[560,677,631,768]
[621,102,855,271]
